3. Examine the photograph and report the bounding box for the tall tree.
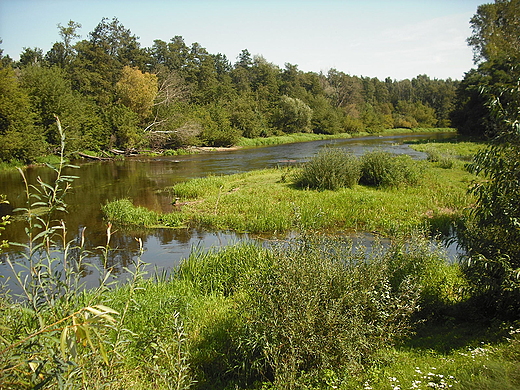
[453,0,520,137]
[46,20,82,68]
[456,0,520,319]
[116,65,158,122]
[0,66,45,162]
[467,0,520,63]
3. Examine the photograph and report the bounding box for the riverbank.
[103,140,478,237]
[236,127,457,148]
[0,127,457,172]
[4,137,520,389]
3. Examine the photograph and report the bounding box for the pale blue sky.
[0,0,484,80]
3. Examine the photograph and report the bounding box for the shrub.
[295,147,361,190]
[360,150,421,187]
[236,235,421,389]
[423,144,455,169]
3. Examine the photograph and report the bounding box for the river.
[0,132,460,288]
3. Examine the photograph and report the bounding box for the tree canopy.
[0,17,459,163]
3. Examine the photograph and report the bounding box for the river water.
[0,132,460,287]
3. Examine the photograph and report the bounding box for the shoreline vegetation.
[4,129,519,390]
[3,123,520,390]
[102,136,478,237]
[3,0,520,385]
[0,127,457,170]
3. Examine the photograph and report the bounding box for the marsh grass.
[360,150,422,187]
[102,198,185,228]
[295,147,361,190]
[104,160,474,236]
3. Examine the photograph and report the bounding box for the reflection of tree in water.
[102,231,142,274]
[154,227,195,245]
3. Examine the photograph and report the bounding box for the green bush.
[295,147,361,190]
[360,150,421,187]
[236,235,422,389]
[423,144,455,169]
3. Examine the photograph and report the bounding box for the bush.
[236,235,421,389]
[295,147,361,190]
[360,150,421,187]
[423,144,456,169]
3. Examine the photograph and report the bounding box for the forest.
[0,17,462,164]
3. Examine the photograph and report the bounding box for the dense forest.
[0,18,462,163]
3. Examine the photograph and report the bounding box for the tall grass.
[104,159,473,236]
[294,147,361,190]
[360,150,422,187]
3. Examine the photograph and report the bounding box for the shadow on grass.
[404,304,508,354]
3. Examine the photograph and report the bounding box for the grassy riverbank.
[3,234,519,389]
[0,127,456,171]
[237,127,456,147]
[103,146,476,236]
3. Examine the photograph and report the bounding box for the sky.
[0,0,484,81]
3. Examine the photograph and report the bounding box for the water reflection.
[0,132,460,290]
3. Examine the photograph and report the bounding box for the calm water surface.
[0,132,461,287]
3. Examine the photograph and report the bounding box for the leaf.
[93,304,119,315]
[60,327,69,359]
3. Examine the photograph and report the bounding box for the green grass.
[237,127,456,147]
[102,198,185,228]
[96,242,519,390]
[105,159,474,236]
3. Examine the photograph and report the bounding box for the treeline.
[0,18,458,163]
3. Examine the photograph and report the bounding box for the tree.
[0,39,13,67]
[456,0,520,319]
[18,47,44,66]
[0,66,45,162]
[459,78,520,319]
[116,65,158,123]
[71,18,148,105]
[46,20,81,68]
[272,95,313,133]
[467,0,520,64]
[453,0,520,138]
[21,65,107,151]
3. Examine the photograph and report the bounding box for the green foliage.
[272,95,313,133]
[295,146,361,190]
[236,235,422,389]
[456,75,520,320]
[20,64,107,152]
[0,118,120,388]
[0,66,45,163]
[198,104,240,147]
[105,103,142,148]
[102,198,184,228]
[360,150,421,187]
[1,17,461,158]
